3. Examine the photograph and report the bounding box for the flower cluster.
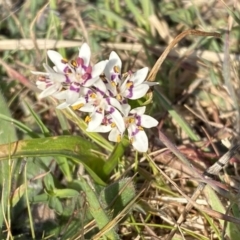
[32,43,158,152]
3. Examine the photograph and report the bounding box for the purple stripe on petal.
[86,66,92,74]
[63,66,70,73]
[82,73,92,83]
[108,107,115,114]
[126,84,134,98]
[46,83,53,87]
[106,97,111,105]
[70,83,80,92]
[76,57,84,66]
[136,115,141,126]
[95,87,105,96]
[131,127,139,137]
[65,75,71,83]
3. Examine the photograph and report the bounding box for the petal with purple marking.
[92,60,108,78]
[87,111,104,131]
[131,130,148,152]
[130,106,146,115]
[79,43,91,66]
[130,67,148,85]
[47,50,68,73]
[125,84,149,99]
[108,107,125,133]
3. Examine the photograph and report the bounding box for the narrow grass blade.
[0,90,18,236]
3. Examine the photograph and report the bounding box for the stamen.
[128,117,135,124]
[116,94,122,101]
[111,81,116,87]
[111,122,116,128]
[90,93,96,98]
[71,60,78,68]
[38,76,47,81]
[113,66,120,73]
[126,82,133,89]
[85,115,91,123]
[61,58,68,64]
[72,103,84,110]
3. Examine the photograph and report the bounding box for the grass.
[1,0,240,239]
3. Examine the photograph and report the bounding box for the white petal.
[108,98,123,113]
[130,106,146,115]
[92,60,108,78]
[53,90,68,99]
[38,84,60,98]
[36,81,47,90]
[109,108,125,133]
[130,67,148,85]
[122,104,131,117]
[104,51,122,80]
[47,50,67,73]
[126,84,149,99]
[83,77,99,87]
[108,127,121,142]
[49,72,67,83]
[143,81,159,86]
[43,63,55,73]
[79,104,95,112]
[57,102,70,109]
[65,89,79,104]
[140,115,158,128]
[93,79,107,94]
[93,125,111,133]
[131,130,148,152]
[79,43,91,66]
[86,111,104,131]
[31,70,49,75]
[109,51,122,69]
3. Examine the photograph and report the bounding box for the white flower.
[104,51,154,103]
[32,43,108,105]
[48,43,108,105]
[69,83,126,133]
[32,63,67,98]
[108,106,158,152]
[126,106,158,152]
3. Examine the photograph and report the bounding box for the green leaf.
[0,136,107,185]
[0,90,18,235]
[103,137,129,178]
[49,196,63,215]
[54,188,79,199]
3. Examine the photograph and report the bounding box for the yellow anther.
[111,81,116,87]
[128,117,135,124]
[138,126,143,131]
[61,58,68,64]
[90,93,96,98]
[122,72,129,78]
[71,60,78,68]
[85,115,91,123]
[72,103,84,111]
[111,122,116,128]
[116,94,122,101]
[38,76,46,81]
[126,82,133,88]
[113,66,120,73]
